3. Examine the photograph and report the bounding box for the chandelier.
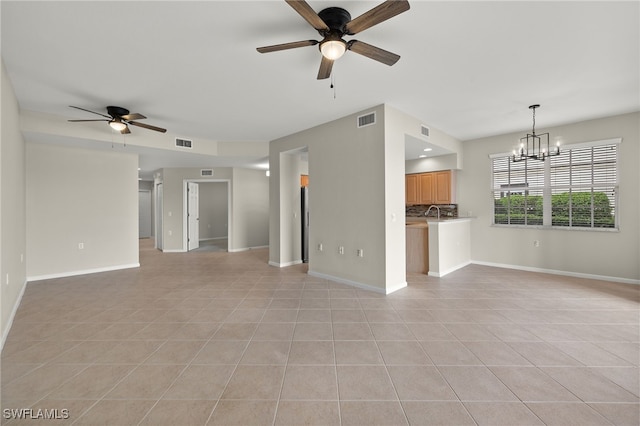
[512,104,559,162]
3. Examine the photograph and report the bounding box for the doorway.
[183,179,230,252]
[139,190,152,238]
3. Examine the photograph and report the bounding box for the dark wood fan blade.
[317,55,334,80]
[69,105,111,119]
[285,0,329,31]
[128,121,167,133]
[345,0,410,35]
[121,126,131,134]
[257,40,318,53]
[348,40,400,66]
[121,113,146,120]
[68,119,109,122]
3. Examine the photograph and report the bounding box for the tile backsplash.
[406,204,458,218]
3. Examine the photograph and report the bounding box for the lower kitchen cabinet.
[406,224,429,274]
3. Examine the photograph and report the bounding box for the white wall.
[158,167,233,251]
[26,143,139,279]
[158,167,268,252]
[1,60,27,345]
[458,112,640,283]
[269,105,407,293]
[406,153,458,174]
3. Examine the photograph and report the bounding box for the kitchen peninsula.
[406,209,472,277]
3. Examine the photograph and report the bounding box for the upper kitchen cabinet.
[433,170,453,204]
[406,170,455,205]
[405,174,419,204]
[419,173,434,203]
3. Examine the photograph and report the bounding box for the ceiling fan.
[68,105,167,134]
[257,0,410,79]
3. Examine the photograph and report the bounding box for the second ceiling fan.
[257,0,410,79]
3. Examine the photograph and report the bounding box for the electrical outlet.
[78,242,84,250]
[338,246,345,255]
[317,243,323,252]
[356,249,364,257]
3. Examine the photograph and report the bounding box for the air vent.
[175,138,192,149]
[201,169,213,177]
[357,112,376,128]
[421,125,430,138]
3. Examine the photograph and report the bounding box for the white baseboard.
[471,260,640,285]
[26,263,140,282]
[385,280,409,294]
[229,245,269,253]
[269,259,303,267]
[308,270,407,295]
[1,279,28,352]
[162,249,185,253]
[428,261,472,278]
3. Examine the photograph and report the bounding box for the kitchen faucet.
[425,205,441,219]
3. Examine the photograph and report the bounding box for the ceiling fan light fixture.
[109,119,127,132]
[320,39,346,60]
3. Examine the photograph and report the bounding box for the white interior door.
[188,182,200,251]
[156,183,163,250]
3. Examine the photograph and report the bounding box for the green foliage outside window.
[494,192,614,227]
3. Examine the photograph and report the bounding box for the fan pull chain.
[330,72,337,99]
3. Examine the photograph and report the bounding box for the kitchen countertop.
[406,217,474,226]
[406,222,429,228]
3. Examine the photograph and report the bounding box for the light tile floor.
[1,239,638,425]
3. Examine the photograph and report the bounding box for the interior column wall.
[269,105,407,293]
[1,59,27,345]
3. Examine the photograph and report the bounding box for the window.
[491,139,619,230]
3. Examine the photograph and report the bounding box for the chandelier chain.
[532,107,536,134]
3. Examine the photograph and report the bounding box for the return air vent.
[421,125,430,138]
[201,169,213,177]
[175,138,192,149]
[357,112,376,128]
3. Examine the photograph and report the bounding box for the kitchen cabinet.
[405,174,419,204]
[433,171,452,204]
[405,170,454,205]
[406,223,429,273]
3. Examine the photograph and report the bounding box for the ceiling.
[2,1,638,174]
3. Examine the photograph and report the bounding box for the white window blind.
[491,139,619,229]
[549,143,618,228]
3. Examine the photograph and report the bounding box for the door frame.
[187,182,200,251]
[182,179,231,252]
[155,183,163,250]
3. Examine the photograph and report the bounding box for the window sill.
[491,224,620,233]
